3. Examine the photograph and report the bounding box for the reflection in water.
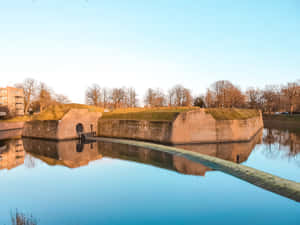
[263,128,300,166]
[173,130,262,175]
[97,130,262,176]
[0,139,25,170]
[3,130,263,175]
[2,128,300,175]
[23,138,102,168]
[0,129,299,224]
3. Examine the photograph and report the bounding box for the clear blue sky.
[0,0,299,103]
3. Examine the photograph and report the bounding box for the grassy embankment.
[263,114,300,122]
[1,105,260,122]
[263,114,300,130]
[101,107,260,121]
[0,104,104,122]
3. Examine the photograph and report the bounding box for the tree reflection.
[263,128,300,166]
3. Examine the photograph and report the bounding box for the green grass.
[101,107,260,121]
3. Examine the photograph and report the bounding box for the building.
[0,139,25,170]
[0,87,24,116]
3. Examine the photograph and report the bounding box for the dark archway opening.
[76,143,84,152]
[236,154,240,163]
[76,123,84,135]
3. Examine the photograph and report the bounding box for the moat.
[0,128,299,225]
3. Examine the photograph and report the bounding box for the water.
[0,128,299,225]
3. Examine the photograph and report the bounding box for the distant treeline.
[85,80,300,114]
[13,78,300,115]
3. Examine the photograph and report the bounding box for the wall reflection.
[1,130,263,175]
[7,128,299,175]
[23,139,102,168]
[97,130,263,176]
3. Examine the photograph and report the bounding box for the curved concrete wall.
[98,109,263,144]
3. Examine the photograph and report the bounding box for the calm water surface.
[0,128,299,225]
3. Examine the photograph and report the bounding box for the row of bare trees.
[204,80,300,114]
[15,78,70,113]
[14,78,300,114]
[85,85,138,108]
[205,80,245,108]
[85,84,194,109]
[85,80,300,113]
[144,85,193,107]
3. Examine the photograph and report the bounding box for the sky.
[0,0,299,103]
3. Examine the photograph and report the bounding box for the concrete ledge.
[87,136,300,203]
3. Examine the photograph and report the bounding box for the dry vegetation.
[101,107,198,121]
[205,108,260,120]
[10,210,38,225]
[263,114,300,122]
[1,104,104,122]
[101,107,260,121]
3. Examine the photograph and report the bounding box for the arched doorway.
[76,123,84,136]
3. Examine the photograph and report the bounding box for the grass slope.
[101,107,260,121]
[205,108,260,120]
[1,104,104,122]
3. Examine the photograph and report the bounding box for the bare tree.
[262,85,280,114]
[246,88,262,109]
[102,87,110,108]
[37,82,53,112]
[144,88,166,107]
[111,88,127,108]
[55,94,71,104]
[204,89,214,108]
[168,85,193,106]
[208,80,245,108]
[85,84,102,106]
[227,86,245,108]
[127,87,138,107]
[282,82,300,114]
[15,78,37,114]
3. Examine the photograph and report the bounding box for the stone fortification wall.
[0,122,25,132]
[22,120,59,139]
[57,109,101,140]
[171,109,263,144]
[98,109,263,144]
[22,109,102,140]
[98,120,173,143]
